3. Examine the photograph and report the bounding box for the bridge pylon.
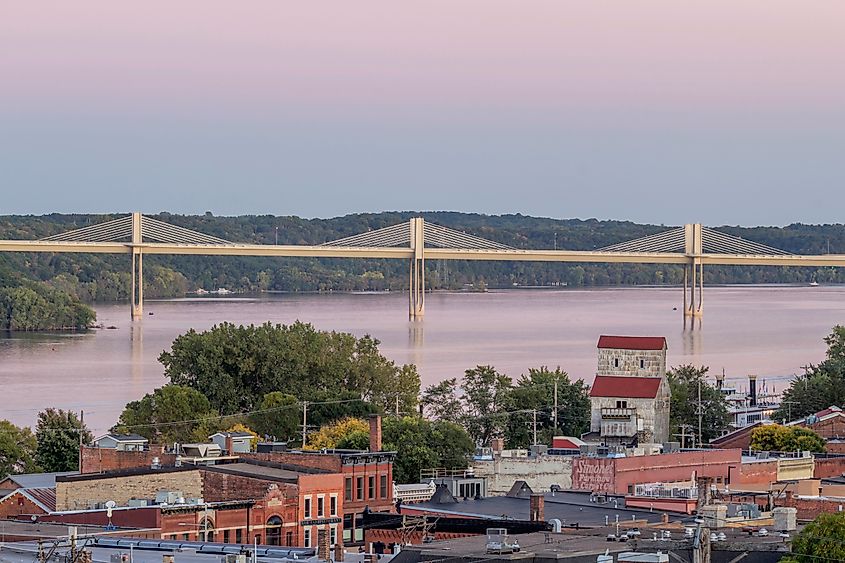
[409,218,425,320]
[130,212,144,320]
[683,224,704,318]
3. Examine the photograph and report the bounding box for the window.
[345,477,353,501]
[317,496,324,517]
[266,516,283,546]
[616,400,628,409]
[330,526,337,547]
[356,477,364,500]
[235,529,243,544]
[614,358,619,368]
[223,530,230,544]
[183,533,190,541]
[343,514,353,542]
[304,527,312,548]
[255,535,261,545]
[368,476,376,499]
[207,531,215,543]
[286,531,293,546]
[304,497,312,518]
[380,475,388,498]
[639,359,645,369]
[330,495,338,516]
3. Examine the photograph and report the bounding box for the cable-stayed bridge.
[1,213,844,320]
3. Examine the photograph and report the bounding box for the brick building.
[788,406,845,439]
[74,415,393,545]
[52,458,343,548]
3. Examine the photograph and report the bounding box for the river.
[1,285,843,434]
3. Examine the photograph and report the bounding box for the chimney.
[490,437,504,455]
[661,513,669,524]
[529,493,545,522]
[369,415,382,452]
[225,434,234,455]
[748,375,758,407]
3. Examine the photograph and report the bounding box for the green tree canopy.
[113,384,221,444]
[159,321,420,415]
[774,326,845,422]
[421,379,463,424]
[505,367,590,449]
[35,409,93,472]
[750,424,826,453]
[0,282,95,331]
[0,420,38,476]
[786,512,845,563]
[668,365,730,446]
[248,392,300,442]
[383,417,474,484]
[460,366,513,447]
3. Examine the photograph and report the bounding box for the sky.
[1,1,844,226]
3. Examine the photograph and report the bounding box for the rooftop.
[97,433,149,442]
[590,376,663,399]
[407,491,678,527]
[597,336,667,351]
[0,471,78,490]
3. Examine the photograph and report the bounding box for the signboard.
[300,517,341,526]
[571,457,615,493]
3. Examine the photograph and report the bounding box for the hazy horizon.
[1,209,843,230]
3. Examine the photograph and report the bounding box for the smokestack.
[369,415,382,452]
[716,369,725,390]
[529,493,545,522]
[748,375,757,407]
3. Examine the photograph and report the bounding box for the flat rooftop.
[407,491,684,527]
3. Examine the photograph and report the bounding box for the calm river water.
[1,285,843,434]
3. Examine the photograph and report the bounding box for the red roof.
[590,375,663,398]
[597,335,666,351]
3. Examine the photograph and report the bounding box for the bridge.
[1,212,843,320]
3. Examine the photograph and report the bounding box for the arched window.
[266,516,283,546]
[198,517,215,542]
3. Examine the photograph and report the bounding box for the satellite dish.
[105,501,117,509]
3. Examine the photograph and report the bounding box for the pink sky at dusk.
[4,1,845,118]
[2,2,845,224]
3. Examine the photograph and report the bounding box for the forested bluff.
[1,212,844,319]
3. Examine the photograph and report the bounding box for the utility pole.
[553,378,559,433]
[697,380,703,449]
[532,409,538,446]
[301,401,308,447]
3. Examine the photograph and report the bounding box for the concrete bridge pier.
[683,224,704,318]
[130,212,144,320]
[409,217,425,320]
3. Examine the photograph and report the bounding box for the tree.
[774,326,845,422]
[505,367,590,448]
[159,322,420,415]
[113,385,221,444]
[461,366,512,446]
[750,424,826,453]
[421,379,463,423]
[668,365,730,445]
[35,409,92,472]
[249,392,300,441]
[786,512,845,563]
[383,417,474,484]
[0,420,38,476]
[305,418,370,450]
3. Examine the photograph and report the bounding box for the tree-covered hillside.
[1,212,844,300]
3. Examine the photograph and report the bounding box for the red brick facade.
[80,446,177,474]
[0,491,48,519]
[570,450,741,494]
